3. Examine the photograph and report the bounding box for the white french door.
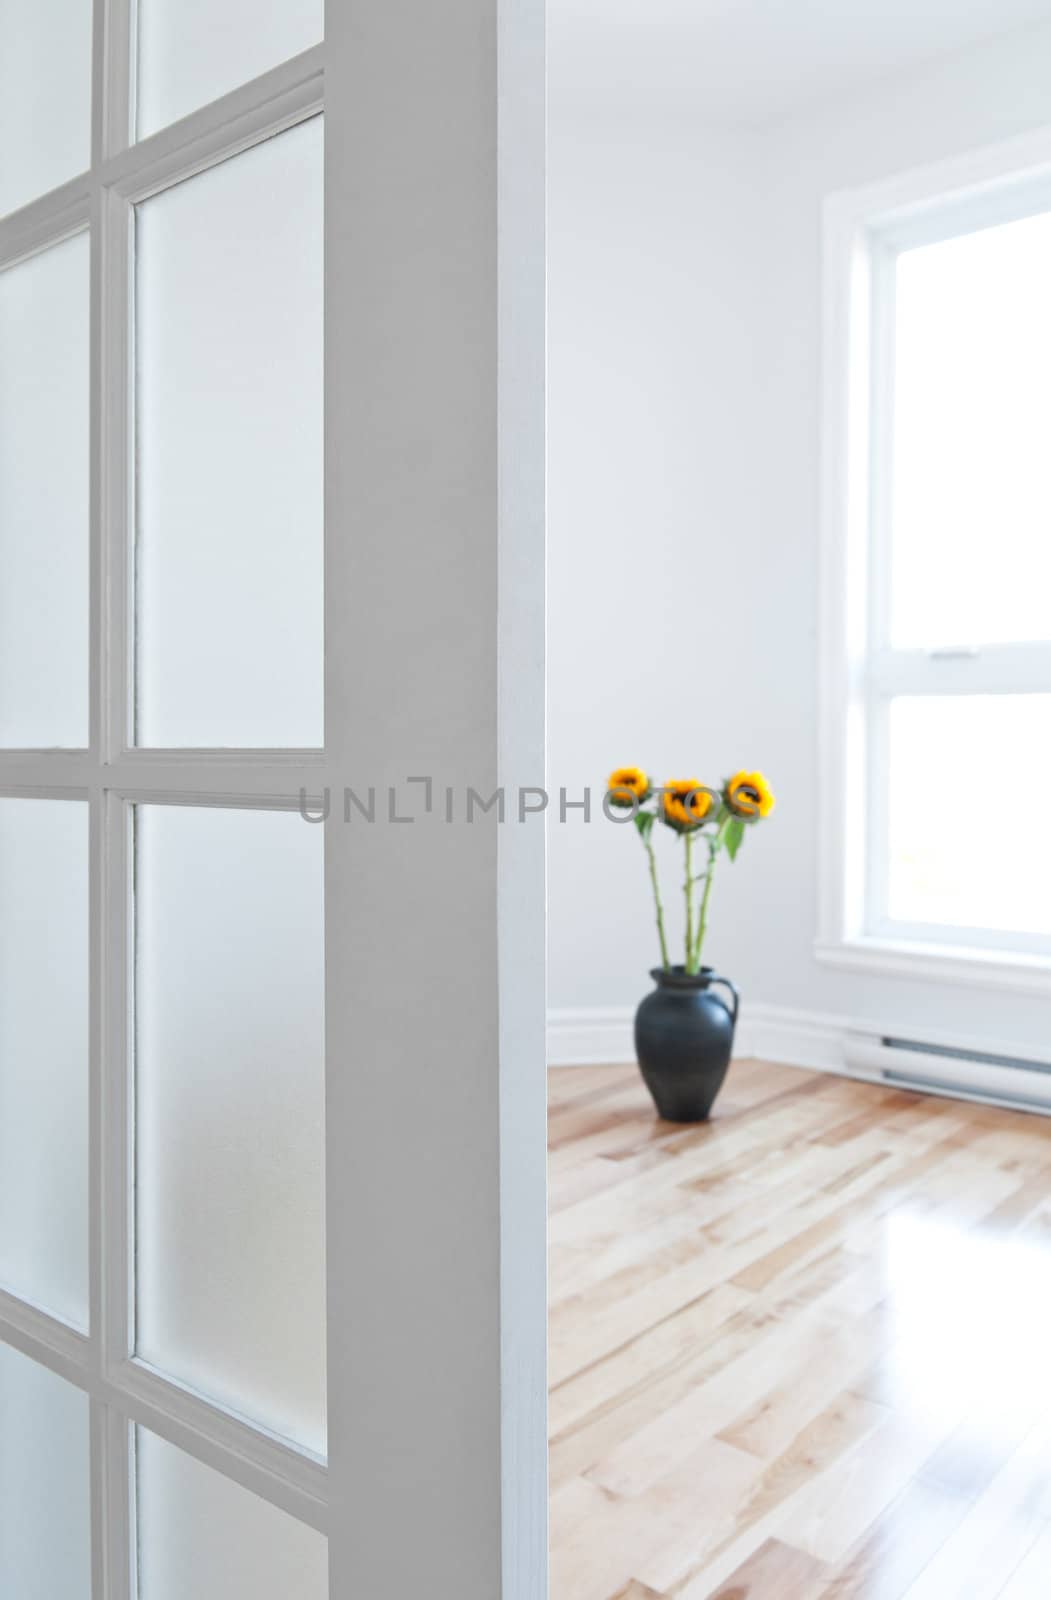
[0,3,546,1598]
[1,1,329,1595]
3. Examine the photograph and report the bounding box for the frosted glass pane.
[887,695,1051,937]
[0,0,91,216]
[135,805,325,1451]
[892,213,1051,649]
[136,1428,327,1600]
[0,234,89,747]
[0,799,88,1327]
[137,0,323,138]
[0,1342,91,1600]
[135,120,323,748]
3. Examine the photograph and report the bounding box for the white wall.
[549,20,1051,1053]
[547,110,767,1011]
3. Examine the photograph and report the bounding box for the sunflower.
[725,770,776,820]
[607,766,651,807]
[661,779,715,832]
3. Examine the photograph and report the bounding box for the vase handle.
[708,973,739,1027]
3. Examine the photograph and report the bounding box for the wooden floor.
[548,1059,1051,1600]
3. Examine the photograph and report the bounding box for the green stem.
[684,831,695,973]
[643,834,670,969]
[693,839,718,971]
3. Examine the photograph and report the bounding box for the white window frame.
[0,3,548,1597]
[817,126,1051,998]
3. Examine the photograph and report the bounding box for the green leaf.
[724,817,746,861]
[634,809,656,842]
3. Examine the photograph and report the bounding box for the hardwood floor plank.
[995,1520,1051,1598]
[714,1318,887,1462]
[548,1061,1051,1600]
[817,1477,972,1599]
[549,1282,752,1442]
[629,1436,769,1591]
[899,1415,1051,1600]
[697,1537,828,1600]
[644,1391,885,1595]
[780,1405,962,1566]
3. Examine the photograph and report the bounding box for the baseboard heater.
[843,1033,1051,1117]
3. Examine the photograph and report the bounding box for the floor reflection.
[549,1062,1051,1600]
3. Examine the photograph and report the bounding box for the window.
[0,8,327,1597]
[820,142,1051,988]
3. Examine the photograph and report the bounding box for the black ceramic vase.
[634,966,739,1123]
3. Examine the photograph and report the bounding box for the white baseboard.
[735,1004,847,1072]
[548,1001,1051,1116]
[547,1001,847,1072]
[546,1007,635,1067]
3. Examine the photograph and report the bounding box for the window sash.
[860,192,1051,955]
[820,143,1051,983]
[862,680,1051,958]
[869,642,1051,698]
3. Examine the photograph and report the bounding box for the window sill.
[814,935,1051,997]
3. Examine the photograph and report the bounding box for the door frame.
[324,4,548,1595]
[0,2,547,1594]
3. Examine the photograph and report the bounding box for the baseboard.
[548,1001,1048,1115]
[546,1007,636,1067]
[735,1004,847,1072]
[547,1001,846,1071]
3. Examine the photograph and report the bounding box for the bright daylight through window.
[829,184,1051,971]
